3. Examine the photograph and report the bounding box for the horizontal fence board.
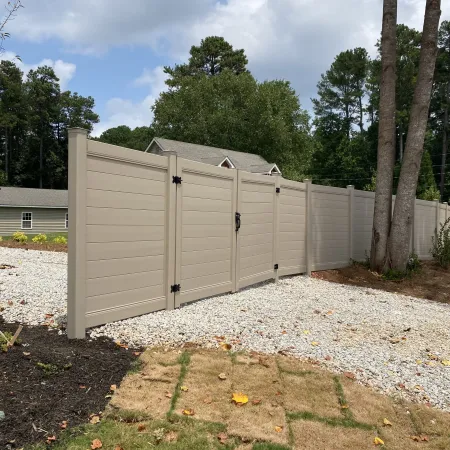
[182,236,231,251]
[86,224,165,243]
[181,259,231,281]
[240,233,273,247]
[183,183,232,201]
[240,251,273,270]
[241,190,274,203]
[87,270,164,298]
[182,197,231,213]
[182,171,233,189]
[240,242,274,259]
[181,248,231,266]
[86,207,165,226]
[87,189,165,211]
[182,224,232,239]
[240,222,274,237]
[182,271,231,291]
[87,155,167,181]
[86,240,164,261]
[182,210,231,226]
[87,255,164,279]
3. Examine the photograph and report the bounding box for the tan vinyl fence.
[67,129,447,338]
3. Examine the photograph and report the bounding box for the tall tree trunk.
[4,127,8,181]
[399,122,404,162]
[359,95,364,132]
[370,0,397,272]
[39,134,43,189]
[440,82,449,201]
[389,0,441,272]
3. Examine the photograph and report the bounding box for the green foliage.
[36,361,60,376]
[0,331,13,352]
[12,231,27,243]
[96,125,154,151]
[382,252,421,280]
[164,36,248,87]
[31,233,47,244]
[153,68,313,178]
[431,217,450,268]
[53,235,67,244]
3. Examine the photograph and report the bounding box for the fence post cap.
[68,127,88,135]
[303,178,312,183]
[444,202,448,205]
[346,185,354,189]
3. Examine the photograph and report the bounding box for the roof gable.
[148,138,278,174]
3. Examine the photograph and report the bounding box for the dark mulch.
[0,241,67,253]
[314,260,450,304]
[0,320,139,448]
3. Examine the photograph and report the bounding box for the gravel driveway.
[1,247,450,411]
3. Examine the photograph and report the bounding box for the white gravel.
[1,247,450,411]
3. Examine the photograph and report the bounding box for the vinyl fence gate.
[67,129,444,338]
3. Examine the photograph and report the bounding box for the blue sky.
[2,0,449,136]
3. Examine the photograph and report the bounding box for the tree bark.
[359,94,364,133]
[370,0,397,272]
[39,134,43,189]
[440,82,449,201]
[389,0,441,271]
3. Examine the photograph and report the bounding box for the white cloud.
[7,0,450,108]
[92,65,168,137]
[1,51,76,90]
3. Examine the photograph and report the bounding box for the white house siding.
[0,207,68,235]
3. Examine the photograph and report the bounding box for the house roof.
[148,138,278,174]
[0,187,68,208]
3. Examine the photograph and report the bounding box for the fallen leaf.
[259,356,270,367]
[110,384,117,391]
[182,408,195,416]
[344,371,356,380]
[165,431,178,442]
[303,330,310,335]
[383,418,392,427]
[203,397,213,404]
[281,330,287,335]
[165,391,172,399]
[341,404,349,409]
[45,313,54,318]
[23,352,31,356]
[7,300,13,306]
[132,352,142,356]
[89,415,100,424]
[214,336,225,341]
[218,372,227,380]
[217,432,228,444]
[46,436,56,444]
[252,399,262,405]
[274,426,283,433]
[79,385,86,389]
[374,437,384,446]
[91,439,103,449]
[137,424,146,432]
[327,310,333,315]
[60,420,68,429]
[441,360,450,366]
[114,446,124,450]
[232,392,248,405]
[219,342,232,351]
[324,355,332,361]
[416,360,423,365]
[311,341,319,346]
[180,386,189,392]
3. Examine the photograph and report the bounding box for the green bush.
[0,236,3,242]
[382,252,421,281]
[12,231,28,243]
[32,233,47,244]
[53,236,67,245]
[431,217,450,268]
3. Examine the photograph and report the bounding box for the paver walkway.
[109,347,450,449]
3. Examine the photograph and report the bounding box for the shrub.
[0,236,3,241]
[382,252,421,281]
[32,233,47,244]
[12,231,28,243]
[431,217,450,268]
[53,236,67,245]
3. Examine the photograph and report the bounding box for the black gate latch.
[235,212,241,231]
[172,176,182,184]
[171,284,181,293]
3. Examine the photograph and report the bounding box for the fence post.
[274,177,281,283]
[445,202,449,222]
[165,154,177,310]
[67,128,88,339]
[411,198,416,254]
[347,185,354,262]
[305,179,312,276]
[435,199,440,235]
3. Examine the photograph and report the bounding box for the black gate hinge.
[276,187,280,193]
[171,284,181,293]
[274,264,279,270]
[172,176,182,184]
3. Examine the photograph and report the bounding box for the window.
[65,212,68,229]
[21,212,32,229]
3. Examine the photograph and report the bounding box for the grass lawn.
[27,348,450,450]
